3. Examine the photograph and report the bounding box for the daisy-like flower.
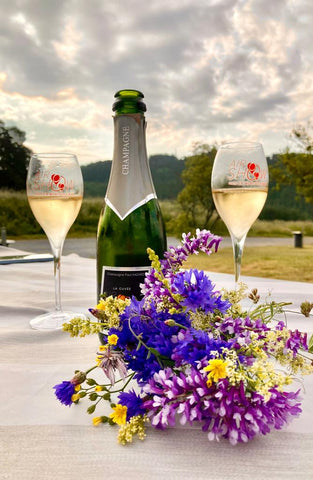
[108,334,119,345]
[110,404,128,425]
[203,358,229,383]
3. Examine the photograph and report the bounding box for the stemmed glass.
[211,142,269,286]
[27,153,84,330]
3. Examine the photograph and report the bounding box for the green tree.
[0,120,32,190]
[273,125,313,203]
[170,142,218,235]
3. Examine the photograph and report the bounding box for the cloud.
[0,0,313,162]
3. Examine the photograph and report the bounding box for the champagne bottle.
[97,89,167,300]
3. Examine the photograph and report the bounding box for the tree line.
[1,119,313,232]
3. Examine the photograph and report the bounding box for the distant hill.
[81,154,185,199]
[81,154,313,220]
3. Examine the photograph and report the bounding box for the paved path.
[9,235,313,259]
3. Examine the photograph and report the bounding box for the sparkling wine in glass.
[211,142,268,285]
[27,153,84,330]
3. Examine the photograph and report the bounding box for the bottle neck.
[105,113,157,221]
[113,113,146,175]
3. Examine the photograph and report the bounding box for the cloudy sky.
[1,0,312,164]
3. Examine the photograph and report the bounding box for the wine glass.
[211,142,269,286]
[26,153,84,330]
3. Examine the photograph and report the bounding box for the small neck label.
[105,115,156,220]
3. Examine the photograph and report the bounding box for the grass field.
[184,245,313,283]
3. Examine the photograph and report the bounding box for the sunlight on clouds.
[289,69,313,121]
[147,110,194,158]
[0,80,111,162]
[52,19,82,64]
[202,36,235,61]
[114,32,165,56]
[11,12,41,46]
[0,72,7,86]
[207,5,300,123]
[114,35,134,55]
[211,82,245,118]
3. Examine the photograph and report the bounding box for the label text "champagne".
[122,126,130,175]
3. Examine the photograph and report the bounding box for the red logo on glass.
[51,174,65,191]
[228,160,266,186]
[247,162,260,181]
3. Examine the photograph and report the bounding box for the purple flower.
[171,328,230,367]
[118,389,145,420]
[285,329,308,356]
[143,367,212,429]
[142,366,302,444]
[53,371,86,407]
[53,381,76,406]
[164,230,222,270]
[142,229,222,302]
[172,269,230,314]
[213,315,270,350]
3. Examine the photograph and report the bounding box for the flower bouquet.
[54,230,313,445]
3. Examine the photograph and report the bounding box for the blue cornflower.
[118,389,145,420]
[109,299,190,382]
[53,381,76,406]
[172,269,230,314]
[53,371,86,406]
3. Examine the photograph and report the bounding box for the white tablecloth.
[1,254,313,479]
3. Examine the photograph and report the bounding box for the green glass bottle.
[97,89,167,300]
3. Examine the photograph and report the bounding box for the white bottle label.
[105,116,156,220]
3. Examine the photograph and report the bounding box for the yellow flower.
[95,385,103,392]
[108,334,118,345]
[117,415,148,445]
[71,393,80,402]
[96,299,107,310]
[204,358,228,383]
[74,384,81,392]
[92,417,102,426]
[110,404,127,425]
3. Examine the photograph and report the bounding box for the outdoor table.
[1,253,313,479]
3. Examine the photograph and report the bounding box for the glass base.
[29,310,86,330]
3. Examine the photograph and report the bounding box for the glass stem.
[51,242,64,312]
[231,234,247,286]
[54,252,62,312]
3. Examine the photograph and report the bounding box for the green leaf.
[148,348,160,357]
[308,334,313,354]
[86,378,97,386]
[87,404,96,414]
